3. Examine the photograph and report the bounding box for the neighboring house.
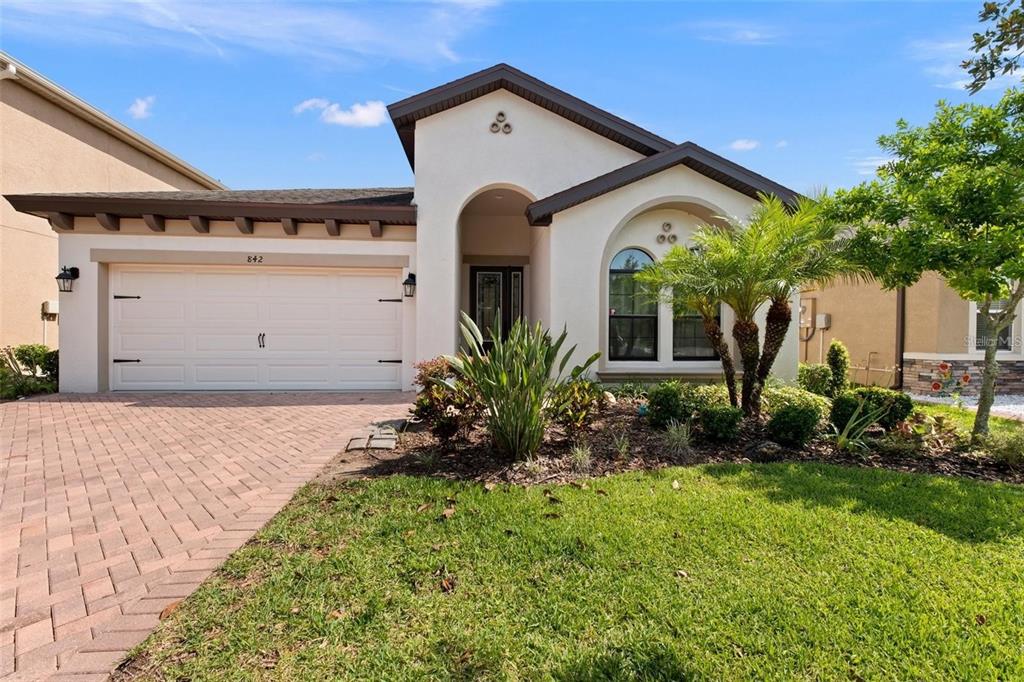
[802,276,1024,395]
[0,52,223,349]
[7,64,801,393]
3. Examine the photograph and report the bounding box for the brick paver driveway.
[0,392,411,680]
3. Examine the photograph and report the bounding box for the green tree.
[964,0,1024,93]
[828,89,1024,441]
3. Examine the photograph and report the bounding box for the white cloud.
[294,98,388,128]
[127,95,155,119]
[850,155,895,176]
[775,140,789,149]
[0,0,497,68]
[293,98,329,114]
[729,138,760,151]
[686,21,782,46]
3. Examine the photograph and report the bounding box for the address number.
[246,255,264,263]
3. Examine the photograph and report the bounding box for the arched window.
[608,248,657,360]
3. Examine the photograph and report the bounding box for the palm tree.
[638,249,739,407]
[640,194,863,419]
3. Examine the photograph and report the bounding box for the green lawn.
[124,464,1024,680]
[914,402,1023,438]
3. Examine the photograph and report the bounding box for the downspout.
[893,287,906,390]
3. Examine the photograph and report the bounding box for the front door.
[469,266,524,349]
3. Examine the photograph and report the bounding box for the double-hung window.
[608,249,657,360]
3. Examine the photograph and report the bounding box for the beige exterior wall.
[0,78,213,348]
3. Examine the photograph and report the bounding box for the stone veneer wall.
[903,358,1024,396]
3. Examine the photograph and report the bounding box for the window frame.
[970,299,1016,354]
[608,248,658,362]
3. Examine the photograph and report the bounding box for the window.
[673,304,720,360]
[608,248,656,360]
[976,300,1013,351]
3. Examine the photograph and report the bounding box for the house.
[802,277,1024,395]
[6,64,801,393]
[0,52,224,350]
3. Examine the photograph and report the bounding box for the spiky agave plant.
[444,312,599,460]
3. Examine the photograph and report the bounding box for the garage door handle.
[378,359,402,364]
[113,358,141,363]
[258,333,265,348]
[378,298,402,303]
[113,295,141,300]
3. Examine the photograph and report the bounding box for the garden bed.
[342,398,1024,488]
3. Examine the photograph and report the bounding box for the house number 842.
[246,255,264,263]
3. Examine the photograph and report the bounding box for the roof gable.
[526,142,800,225]
[387,64,674,168]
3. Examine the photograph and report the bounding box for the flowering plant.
[931,362,971,408]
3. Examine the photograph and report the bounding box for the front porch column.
[414,205,460,362]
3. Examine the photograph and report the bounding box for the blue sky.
[1,1,1011,194]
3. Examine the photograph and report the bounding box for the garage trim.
[91,249,410,268]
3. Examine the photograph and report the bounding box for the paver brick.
[1,391,410,679]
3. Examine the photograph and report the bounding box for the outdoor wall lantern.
[403,273,417,298]
[55,267,79,293]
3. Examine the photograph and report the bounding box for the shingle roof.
[387,63,674,167]
[20,187,414,206]
[526,143,800,226]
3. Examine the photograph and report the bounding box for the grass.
[914,402,1023,438]
[125,458,1024,675]
[124,464,1024,681]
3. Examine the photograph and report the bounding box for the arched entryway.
[458,187,539,346]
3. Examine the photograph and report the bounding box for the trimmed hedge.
[700,404,743,442]
[798,363,834,397]
[768,403,822,447]
[646,381,686,429]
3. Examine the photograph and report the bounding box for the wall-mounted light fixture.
[402,273,417,298]
[55,267,79,293]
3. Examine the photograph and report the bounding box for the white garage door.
[109,264,404,390]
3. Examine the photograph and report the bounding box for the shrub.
[831,387,913,432]
[40,350,59,382]
[700,404,743,442]
[662,420,692,456]
[826,340,851,397]
[832,396,891,453]
[446,313,599,460]
[551,378,607,441]
[798,363,834,397]
[646,381,685,429]
[767,403,822,447]
[678,383,730,419]
[762,385,830,420]
[13,344,49,375]
[410,357,480,443]
[980,431,1024,467]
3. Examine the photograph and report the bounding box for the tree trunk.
[972,329,1000,443]
[752,297,792,411]
[704,316,738,407]
[732,319,761,417]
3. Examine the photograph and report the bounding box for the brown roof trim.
[525,142,800,226]
[387,63,674,168]
[5,195,417,228]
[1,51,225,190]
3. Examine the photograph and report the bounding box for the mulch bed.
[337,399,1024,487]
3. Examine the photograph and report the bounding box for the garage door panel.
[195,301,260,322]
[117,301,186,322]
[193,364,261,385]
[264,334,331,352]
[267,273,333,297]
[114,364,186,387]
[196,272,264,295]
[110,265,404,390]
[195,333,262,352]
[265,301,332,322]
[118,333,187,352]
[267,364,332,384]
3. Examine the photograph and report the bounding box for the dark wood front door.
[469,266,524,349]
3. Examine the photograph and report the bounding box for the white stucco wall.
[56,218,417,392]
[412,89,644,361]
[547,164,800,382]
